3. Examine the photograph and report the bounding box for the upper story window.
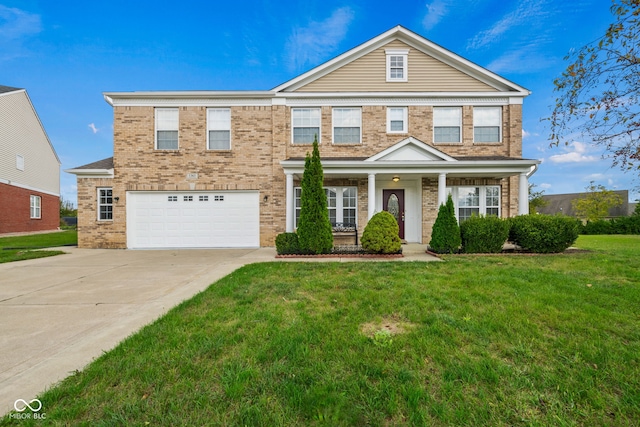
[30,195,41,219]
[387,107,408,133]
[155,108,179,150]
[473,107,502,143]
[333,108,361,144]
[433,107,461,144]
[98,188,113,221]
[292,108,321,144]
[207,108,231,150]
[386,49,409,82]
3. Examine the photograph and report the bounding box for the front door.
[383,189,405,239]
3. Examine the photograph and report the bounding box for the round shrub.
[275,232,300,255]
[429,194,461,254]
[460,215,509,253]
[361,211,402,254]
[509,214,578,253]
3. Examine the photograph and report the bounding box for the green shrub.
[460,215,510,253]
[429,194,461,254]
[275,232,300,255]
[361,211,402,254]
[581,219,613,235]
[509,214,579,253]
[580,216,640,235]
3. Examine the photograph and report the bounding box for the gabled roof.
[65,157,114,178]
[366,137,457,162]
[272,25,529,95]
[0,85,21,95]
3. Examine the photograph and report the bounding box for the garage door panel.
[127,191,260,249]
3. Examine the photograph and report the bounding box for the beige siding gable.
[296,40,498,93]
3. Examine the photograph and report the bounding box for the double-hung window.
[155,108,179,150]
[98,188,113,221]
[333,108,361,144]
[387,107,407,133]
[433,107,462,143]
[447,186,501,223]
[292,108,320,144]
[474,107,501,143]
[207,108,231,150]
[294,186,358,227]
[30,195,41,219]
[386,49,408,82]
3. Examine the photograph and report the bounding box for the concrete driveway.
[0,244,436,415]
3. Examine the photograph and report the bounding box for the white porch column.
[368,173,376,219]
[438,173,447,206]
[519,172,529,215]
[285,173,294,232]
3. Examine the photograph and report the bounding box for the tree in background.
[572,181,624,222]
[297,137,333,254]
[549,0,640,174]
[60,196,77,217]
[529,183,549,214]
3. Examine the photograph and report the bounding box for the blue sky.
[2,0,637,205]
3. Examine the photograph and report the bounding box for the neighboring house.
[0,85,61,234]
[67,26,539,249]
[538,190,631,218]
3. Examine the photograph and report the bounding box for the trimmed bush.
[275,232,300,255]
[361,211,402,254]
[429,194,461,254]
[509,214,579,253]
[460,215,510,253]
[297,138,333,254]
[580,216,640,235]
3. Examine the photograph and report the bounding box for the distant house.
[538,190,631,218]
[0,85,61,234]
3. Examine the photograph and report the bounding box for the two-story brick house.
[68,26,539,249]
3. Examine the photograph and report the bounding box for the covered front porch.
[281,138,540,244]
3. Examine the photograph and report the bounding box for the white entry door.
[126,191,259,249]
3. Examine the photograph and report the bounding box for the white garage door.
[126,191,260,249]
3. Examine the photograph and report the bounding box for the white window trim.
[155,108,179,150]
[332,107,362,144]
[291,107,321,145]
[447,186,501,222]
[30,195,41,219]
[473,106,502,144]
[206,108,232,150]
[97,187,113,221]
[386,49,409,82]
[433,106,462,144]
[294,186,358,228]
[387,107,408,133]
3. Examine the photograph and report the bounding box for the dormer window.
[386,49,409,82]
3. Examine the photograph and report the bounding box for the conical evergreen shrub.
[297,137,333,254]
[429,194,461,254]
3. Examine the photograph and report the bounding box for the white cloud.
[539,183,552,189]
[548,141,599,163]
[0,5,41,40]
[88,123,99,134]
[522,129,530,138]
[422,0,448,30]
[284,7,355,72]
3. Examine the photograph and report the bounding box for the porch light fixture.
[392,176,400,182]
[114,196,120,202]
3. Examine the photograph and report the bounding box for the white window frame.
[473,106,502,143]
[291,108,321,144]
[387,107,408,133]
[332,108,361,144]
[446,186,501,223]
[155,108,179,150]
[30,195,41,219]
[294,186,358,228]
[433,107,462,144]
[386,49,409,82]
[97,188,113,221]
[207,108,231,150]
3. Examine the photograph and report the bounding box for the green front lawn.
[0,230,77,263]
[2,235,639,426]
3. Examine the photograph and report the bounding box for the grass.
[2,235,639,426]
[0,230,77,263]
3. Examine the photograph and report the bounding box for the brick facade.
[0,183,59,234]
